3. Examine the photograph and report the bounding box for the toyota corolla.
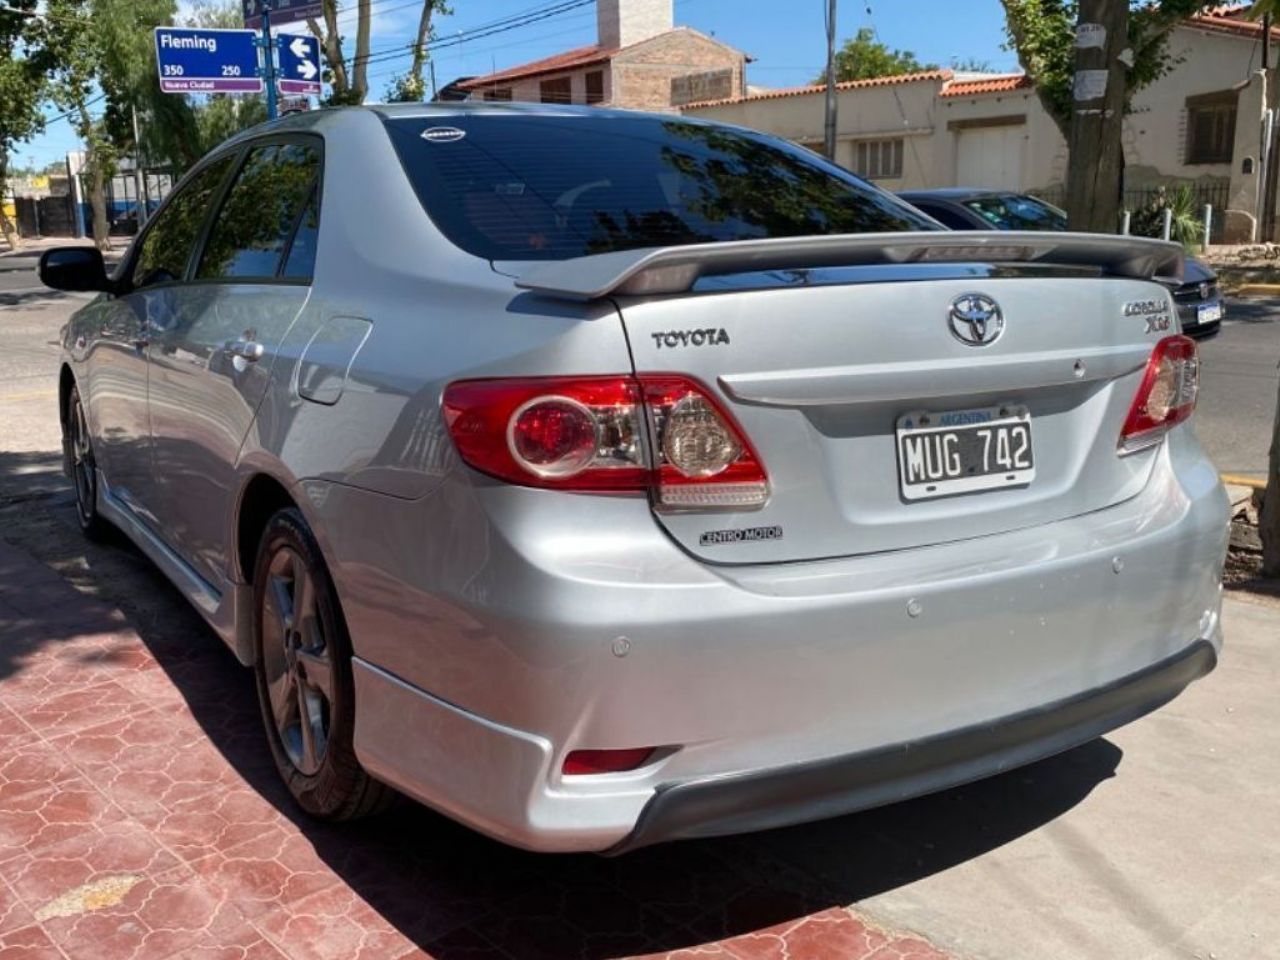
[40,104,1229,852]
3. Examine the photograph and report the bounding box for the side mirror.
[38,247,111,293]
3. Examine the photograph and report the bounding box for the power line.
[45,93,107,127]
[343,0,594,72]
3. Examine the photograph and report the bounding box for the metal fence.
[1030,181,1229,243]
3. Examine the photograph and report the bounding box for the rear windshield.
[961,195,1067,231]
[382,114,936,261]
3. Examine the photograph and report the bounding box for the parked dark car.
[899,188,1223,338]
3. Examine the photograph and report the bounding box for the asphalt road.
[1196,298,1280,481]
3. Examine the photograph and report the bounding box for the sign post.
[153,27,263,94]
[277,34,321,96]
[261,3,278,120]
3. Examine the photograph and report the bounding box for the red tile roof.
[1187,9,1280,40]
[457,44,616,91]
[681,69,953,110]
[939,73,1033,98]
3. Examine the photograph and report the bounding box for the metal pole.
[262,1,278,120]
[429,58,438,101]
[823,0,838,161]
[1203,204,1212,252]
[1121,210,1131,235]
[130,104,147,229]
[1162,206,1173,241]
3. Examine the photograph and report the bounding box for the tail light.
[443,374,768,509]
[1119,335,1199,454]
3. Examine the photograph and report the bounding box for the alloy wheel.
[259,546,334,775]
[70,395,96,524]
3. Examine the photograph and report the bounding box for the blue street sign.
[154,27,263,94]
[243,0,324,30]
[276,34,321,96]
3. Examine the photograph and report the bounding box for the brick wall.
[611,28,745,112]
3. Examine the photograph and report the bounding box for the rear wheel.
[252,508,392,820]
[66,384,110,540]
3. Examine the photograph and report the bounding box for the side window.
[281,187,320,280]
[131,155,235,288]
[916,203,977,230]
[196,141,321,280]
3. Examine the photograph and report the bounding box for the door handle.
[228,339,265,362]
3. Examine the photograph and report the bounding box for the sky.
[18,0,1019,169]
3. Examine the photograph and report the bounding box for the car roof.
[897,188,1015,202]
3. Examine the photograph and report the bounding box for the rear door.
[618,265,1171,564]
[147,138,321,587]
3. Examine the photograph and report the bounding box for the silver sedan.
[40,104,1229,852]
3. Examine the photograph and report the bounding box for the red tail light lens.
[443,374,768,507]
[563,748,655,776]
[1119,335,1199,454]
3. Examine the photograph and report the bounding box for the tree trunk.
[0,154,20,251]
[352,0,371,103]
[406,1,436,99]
[78,104,111,253]
[309,0,350,101]
[1263,375,1280,576]
[1065,0,1128,232]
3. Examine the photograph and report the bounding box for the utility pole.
[1065,0,1127,232]
[260,0,279,120]
[130,104,147,229]
[823,0,838,161]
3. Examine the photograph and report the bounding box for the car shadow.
[2,495,1123,958]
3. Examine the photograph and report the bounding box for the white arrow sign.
[288,36,318,79]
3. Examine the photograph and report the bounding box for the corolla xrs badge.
[651,328,731,349]
[421,126,466,143]
[948,293,1004,347]
[1123,298,1172,333]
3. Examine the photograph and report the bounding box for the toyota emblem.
[948,293,1005,347]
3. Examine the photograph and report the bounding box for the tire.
[66,384,111,541]
[251,508,393,820]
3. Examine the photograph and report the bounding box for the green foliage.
[816,27,938,85]
[0,1,46,246]
[385,74,427,103]
[950,57,996,72]
[1000,1,1213,138]
[1130,183,1205,250]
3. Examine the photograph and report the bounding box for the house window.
[585,71,604,105]
[1186,93,1236,164]
[540,77,572,104]
[482,88,512,102]
[853,139,904,180]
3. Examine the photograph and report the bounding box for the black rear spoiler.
[514,231,1185,302]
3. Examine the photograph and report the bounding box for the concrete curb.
[1222,473,1267,491]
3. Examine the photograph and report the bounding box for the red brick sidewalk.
[0,538,953,960]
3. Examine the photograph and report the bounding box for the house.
[680,6,1279,242]
[456,0,748,112]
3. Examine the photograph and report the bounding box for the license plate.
[896,406,1035,501]
[1196,302,1222,325]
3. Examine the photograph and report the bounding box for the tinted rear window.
[383,114,936,261]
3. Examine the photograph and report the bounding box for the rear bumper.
[340,428,1229,852]
[611,638,1215,853]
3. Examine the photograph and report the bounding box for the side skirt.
[96,473,254,666]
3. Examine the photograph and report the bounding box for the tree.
[949,57,995,72]
[1001,0,1212,230]
[41,0,114,250]
[0,2,47,250]
[308,0,366,104]
[1241,4,1280,574]
[815,27,938,84]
